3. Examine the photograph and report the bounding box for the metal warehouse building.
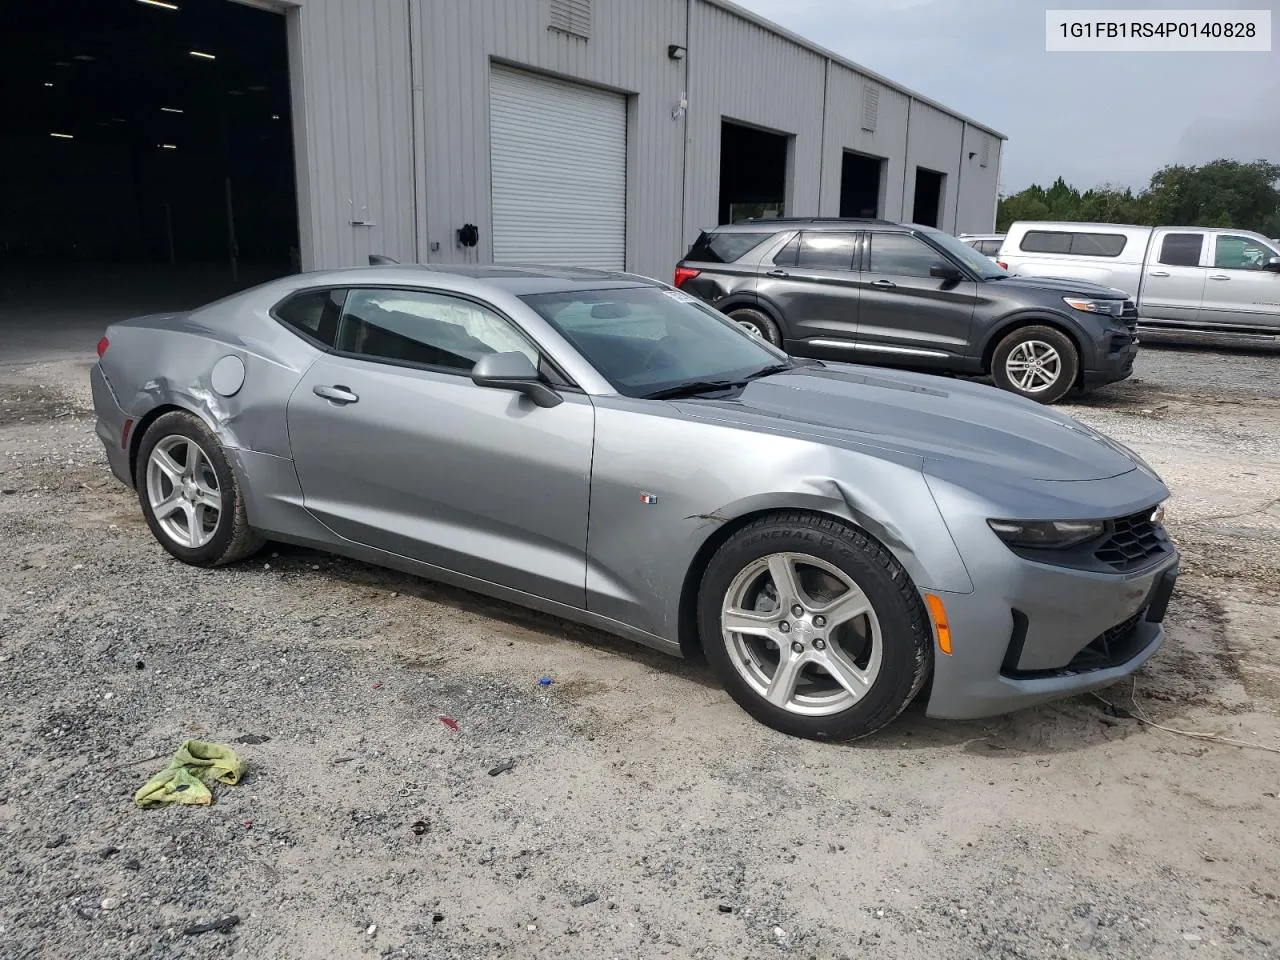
[284,0,1006,278]
[7,0,1005,289]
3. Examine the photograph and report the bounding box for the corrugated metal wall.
[414,0,689,279]
[902,100,964,233]
[819,63,911,220]
[287,0,416,270]
[956,126,1002,235]
[682,1,827,240]
[283,0,1002,275]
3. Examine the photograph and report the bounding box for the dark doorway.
[0,0,299,322]
[912,168,946,227]
[719,121,789,224]
[839,152,884,218]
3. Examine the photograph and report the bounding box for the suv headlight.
[988,518,1105,549]
[1063,297,1123,317]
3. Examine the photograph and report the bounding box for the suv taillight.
[996,261,1008,271]
[674,266,700,289]
[96,336,110,358]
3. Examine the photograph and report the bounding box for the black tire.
[697,511,931,741]
[990,324,1079,404]
[726,307,783,347]
[135,410,264,567]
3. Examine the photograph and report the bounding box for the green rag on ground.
[135,740,245,808]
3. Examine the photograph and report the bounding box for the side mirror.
[930,263,963,282]
[1265,256,1280,272]
[470,351,563,408]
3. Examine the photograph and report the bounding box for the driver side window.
[337,288,540,373]
[867,233,946,278]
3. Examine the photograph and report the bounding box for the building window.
[549,0,592,39]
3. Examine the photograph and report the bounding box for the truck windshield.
[926,230,1009,279]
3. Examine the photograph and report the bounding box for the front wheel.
[698,512,931,741]
[990,325,1079,404]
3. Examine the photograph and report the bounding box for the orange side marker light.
[924,594,952,656]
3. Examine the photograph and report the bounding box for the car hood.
[992,274,1129,299]
[673,364,1139,482]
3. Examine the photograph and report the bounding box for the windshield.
[519,286,790,398]
[925,230,1009,279]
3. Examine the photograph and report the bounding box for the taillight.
[996,261,1008,271]
[673,266,700,289]
[96,336,110,358]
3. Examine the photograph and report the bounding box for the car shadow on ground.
[263,540,1162,757]
[261,540,720,691]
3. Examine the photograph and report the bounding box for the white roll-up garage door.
[489,64,627,270]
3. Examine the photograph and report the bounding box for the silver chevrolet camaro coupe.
[90,264,1180,740]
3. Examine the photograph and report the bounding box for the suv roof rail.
[740,216,899,225]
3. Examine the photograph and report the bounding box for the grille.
[1120,300,1138,329]
[1065,610,1146,672]
[1094,509,1169,572]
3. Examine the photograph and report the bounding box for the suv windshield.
[925,229,1008,279]
[520,286,790,398]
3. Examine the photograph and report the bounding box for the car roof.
[290,262,660,296]
[710,217,912,234]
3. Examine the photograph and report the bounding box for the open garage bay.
[1,333,1278,959]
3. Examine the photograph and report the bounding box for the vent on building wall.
[861,84,879,133]
[980,135,991,168]
[549,0,592,39]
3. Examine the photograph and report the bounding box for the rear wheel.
[726,307,783,347]
[136,411,264,567]
[698,512,931,740]
[991,325,1078,404]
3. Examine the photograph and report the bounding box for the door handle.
[767,269,789,278]
[871,279,896,289]
[1208,275,1230,281]
[313,384,359,405]
[1148,270,1170,277]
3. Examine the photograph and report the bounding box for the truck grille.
[1094,509,1171,572]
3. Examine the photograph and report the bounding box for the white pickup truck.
[998,222,1280,336]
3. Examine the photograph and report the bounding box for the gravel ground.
[1,339,1278,960]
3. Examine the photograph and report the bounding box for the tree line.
[996,159,1280,237]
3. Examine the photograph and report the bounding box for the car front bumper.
[1082,331,1139,387]
[923,548,1178,720]
[90,362,134,488]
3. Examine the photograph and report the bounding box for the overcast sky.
[735,0,1280,195]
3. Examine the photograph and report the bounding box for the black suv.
[674,217,1139,404]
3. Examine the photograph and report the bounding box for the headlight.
[987,518,1105,549]
[1063,297,1123,317]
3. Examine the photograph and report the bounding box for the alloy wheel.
[1004,340,1062,393]
[720,552,883,716]
[144,436,223,549]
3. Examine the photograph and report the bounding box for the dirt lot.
[2,339,1278,960]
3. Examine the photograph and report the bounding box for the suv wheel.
[726,307,783,347]
[991,325,1078,404]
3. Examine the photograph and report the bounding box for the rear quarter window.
[1020,230,1128,257]
[683,231,774,264]
[272,288,346,347]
